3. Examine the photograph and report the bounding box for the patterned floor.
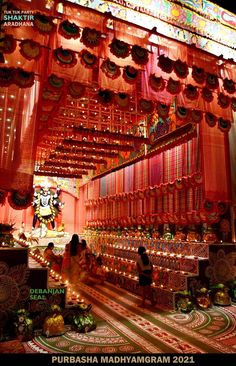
[23,279,236,354]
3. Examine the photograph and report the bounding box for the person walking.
[136,246,156,307]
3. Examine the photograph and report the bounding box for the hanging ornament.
[138,98,155,114]
[166,78,181,95]
[97,89,114,105]
[34,12,55,34]
[183,84,199,100]
[58,20,80,39]
[114,92,130,110]
[218,117,231,133]
[0,34,16,54]
[53,47,77,68]
[223,78,235,94]
[205,112,217,127]
[48,74,64,89]
[80,49,98,69]
[13,68,34,88]
[101,58,121,79]
[176,106,189,120]
[173,59,189,79]
[217,201,228,215]
[149,74,165,92]
[217,92,230,109]
[190,110,203,123]
[206,73,219,90]
[8,190,33,210]
[131,45,149,65]
[158,54,174,73]
[201,87,214,102]
[19,39,42,61]
[231,97,236,112]
[68,82,85,99]
[109,38,130,58]
[80,27,102,48]
[123,66,139,84]
[0,67,14,87]
[192,65,206,84]
[156,102,170,118]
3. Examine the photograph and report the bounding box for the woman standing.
[61,234,80,282]
[136,246,156,307]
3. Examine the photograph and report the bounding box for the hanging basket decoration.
[0,190,7,206]
[80,49,98,69]
[58,20,80,40]
[218,117,231,133]
[201,87,214,103]
[80,27,102,48]
[97,89,114,105]
[131,45,149,65]
[8,190,33,210]
[138,98,155,114]
[183,84,199,100]
[101,58,121,79]
[206,73,219,90]
[19,39,42,61]
[173,59,189,79]
[166,78,181,95]
[0,67,14,87]
[68,81,85,99]
[192,65,206,84]
[123,66,139,84]
[176,106,189,120]
[13,68,34,88]
[217,92,230,109]
[149,74,165,92]
[0,34,16,54]
[205,112,217,127]
[34,12,55,34]
[231,97,236,112]
[53,47,77,68]
[156,102,170,118]
[223,78,235,94]
[114,92,130,110]
[48,74,64,89]
[109,38,130,58]
[190,109,203,123]
[158,54,174,73]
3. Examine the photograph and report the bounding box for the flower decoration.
[231,97,236,112]
[158,54,174,73]
[114,92,130,110]
[53,47,77,68]
[183,84,199,100]
[34,12,55,34]
[190,109,203,123]
[13,68,34,88]
[97,89,114,105]
[218,117,231,133]
[0,190,7,206]
[223,78,235,94]
[166,78,181,95]
[80,27,102,48]
[176,106,189,120]
[13,308,33,341]
[173,59,189,79]
[19,39,42,60]
[58,20,80,39]
[123,65,139,84]
[156,102,170,118]
[149,74,165,92]
[206,73,219,90]
[201,87,214,102]
[48,74,64,89]
[131,45,149,65]
[0,67,14,87]
[217,92,230,109]
[0,34,16,54]
[67,82,85,99]
[138,98,155,114]
[80,49,98,69]
[101,58,121,79]
[8,190,33,210]
[109,38,130,58]
[192,65,206,84]
[205,112,217,127]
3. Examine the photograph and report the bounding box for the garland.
[34,192,56,224]
[34,12,55,35]
[149,74,165,92]
[101,59,121,79]
[80,49,98,69]
[173,59,189,79]
[53,47,77,68]
[58,20,80,40]
[19,39,42,61]
[192,65,206,84]
[131,45,149,65]
[0,34,16,54]
[123,66,139,84]
[8,190,33,210]
[109,38,130,59]
[158,55,174,73]
[80,27,102,48]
